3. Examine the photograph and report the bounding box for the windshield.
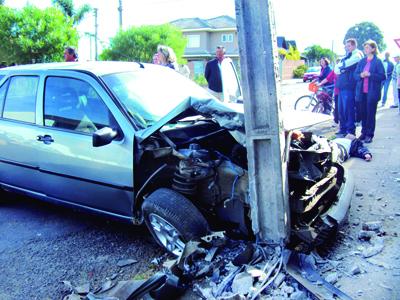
[102,64,212,128]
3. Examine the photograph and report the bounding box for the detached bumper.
[323,166,354,225]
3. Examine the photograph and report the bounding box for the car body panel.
[0,119,42,192]
[324,167,354,223]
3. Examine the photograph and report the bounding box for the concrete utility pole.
[118,0,123,30]
[94,8,98,61]
[235,0,290,244]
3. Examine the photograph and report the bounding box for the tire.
[312,102,325,114]
[294,95,318,112]
[142,188,209,256]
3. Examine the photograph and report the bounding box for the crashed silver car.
[0,62,353,255]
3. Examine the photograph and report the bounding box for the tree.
[0,5,78,64]
[285,45,301,60]
[344,22,386,52]
[100,24,187,63]
[278,48,287,60]
[52,0,91,25]
[303,45,336,65]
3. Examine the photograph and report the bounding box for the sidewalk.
[323,108,400,299]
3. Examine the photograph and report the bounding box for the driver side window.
[44,77,117,134]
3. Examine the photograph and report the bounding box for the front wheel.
[142,188,209,256]
[294,95,318,112]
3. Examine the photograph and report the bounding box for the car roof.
[0,61,144,76]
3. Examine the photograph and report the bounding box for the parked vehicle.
[303,66,321,82]
[0,62,353,255]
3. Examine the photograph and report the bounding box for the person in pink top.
[318,68,339,123]
[354,40,385,143]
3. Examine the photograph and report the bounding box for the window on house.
[221,34,233,43]
[187,35,200,48]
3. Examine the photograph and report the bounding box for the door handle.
[37,135,54,144]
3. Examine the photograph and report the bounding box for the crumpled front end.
[287,133,353,251]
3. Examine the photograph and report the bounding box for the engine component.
[172,144,218,206]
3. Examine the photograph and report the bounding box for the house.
[171,15,300,80]
[170,15,239,78]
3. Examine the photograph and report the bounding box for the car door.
[220,58,242,103]
[35,71,134,217]
[0,75,43,193]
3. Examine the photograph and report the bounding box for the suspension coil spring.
[172,171,197,196]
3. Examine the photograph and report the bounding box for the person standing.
[354,40,386,143]
[64,47,78,62]
[152,52,160,65]
[205,46,225,101]
[157,45,178,70]
[334,38,364,136]
[381,52,394,107]
[391,53,400,109]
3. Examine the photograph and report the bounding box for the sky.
[5,0,400,61]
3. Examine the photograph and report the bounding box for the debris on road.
[361,238,385,258]
[116,259,138,268]
[349,265,361,275]
[75,283,90,295]
[61,231,358,300]
[324,272,338,284]
[358,230,375,241]
[362,221,383,233]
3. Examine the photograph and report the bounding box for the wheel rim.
[149,213,186,256]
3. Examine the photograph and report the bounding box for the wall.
[209,30,238,54]
[281,59,305,80]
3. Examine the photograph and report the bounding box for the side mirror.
[92,127,118,147]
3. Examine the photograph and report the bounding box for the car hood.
[135,96,331,146]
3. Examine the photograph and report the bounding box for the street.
[0,193,162,299]
[1,80,399,299]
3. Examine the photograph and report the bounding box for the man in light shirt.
[381,52,394,107]
[391,53,400,109]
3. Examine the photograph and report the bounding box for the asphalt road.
[0,80,320,299]
[0,193,162,299]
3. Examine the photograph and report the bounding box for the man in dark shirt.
[205,46,225,101]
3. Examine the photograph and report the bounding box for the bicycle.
[294,82,334,115]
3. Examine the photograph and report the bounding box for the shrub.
[193,74,208,86]
[293,64,308,78]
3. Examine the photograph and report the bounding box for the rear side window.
[3,76,39,123]
[0,79,9,115]
[44,77,117,133]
